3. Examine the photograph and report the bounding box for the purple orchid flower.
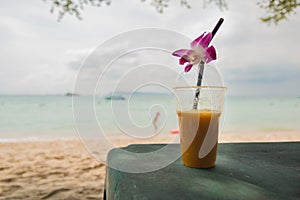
[172,32,217,72]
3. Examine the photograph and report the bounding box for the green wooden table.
[104,142,300,200]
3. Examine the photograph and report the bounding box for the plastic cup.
[174,86,226,168]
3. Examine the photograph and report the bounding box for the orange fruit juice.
[177,110,221,168]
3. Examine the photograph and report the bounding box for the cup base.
[182,161,216,169]
[181,142,218,169]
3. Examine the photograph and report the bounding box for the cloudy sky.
[0,0,299,96]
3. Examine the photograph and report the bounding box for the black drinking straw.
[192,18,224,109]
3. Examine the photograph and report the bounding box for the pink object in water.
[170,129,179,134]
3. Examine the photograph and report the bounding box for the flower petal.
[184,64,193,72]
[179,57,188,65]
[199,32,212,48]
[190,32,205,48]
[204,45,217,63]
[172,49,190,57]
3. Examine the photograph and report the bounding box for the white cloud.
[0,0,299,95]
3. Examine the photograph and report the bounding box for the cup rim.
[173,86,227,90]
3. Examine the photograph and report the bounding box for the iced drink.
[177,109,221,168]
[174,86,225,168]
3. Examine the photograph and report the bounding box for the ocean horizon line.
[0,93,300,98]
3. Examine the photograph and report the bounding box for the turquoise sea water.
[0,95,299,141]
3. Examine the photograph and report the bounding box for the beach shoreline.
[1,131,299,199]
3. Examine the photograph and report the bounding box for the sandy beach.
[1,131,299,200]
[0,140,105,200]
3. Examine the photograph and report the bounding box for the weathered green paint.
[104,142,300,200]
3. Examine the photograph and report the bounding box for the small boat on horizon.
[105,95,126,100]
[65,93,79,97]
